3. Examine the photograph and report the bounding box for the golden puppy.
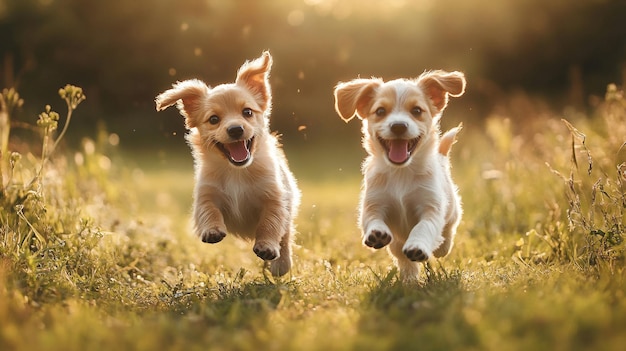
[155,51,300,276]
[333,70,465,281]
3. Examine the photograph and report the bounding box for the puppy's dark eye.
[209,115,220,125]
[242,108,253,118]
[375,107,386,117]
[411,106,423,117]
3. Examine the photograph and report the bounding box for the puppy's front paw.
[253,241,280,261]
[402,243,430,262]
[200,229,226,244]
[364,230,392,249]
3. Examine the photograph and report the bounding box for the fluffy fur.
[155,51,300,277]
[333,70,466,282]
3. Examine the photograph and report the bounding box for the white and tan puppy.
[155,51,300,276]
[333,70,465,281]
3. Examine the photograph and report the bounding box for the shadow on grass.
[355,263,480,351]
[160,271,289,330]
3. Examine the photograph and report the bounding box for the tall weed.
[542,84,625,269]
[0,85,110,304]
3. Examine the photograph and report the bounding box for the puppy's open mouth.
[216,138,254,166]
[377,135,420,165]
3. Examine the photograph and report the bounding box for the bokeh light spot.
[74,152,84,166]
[83,139,95,155]
[287,10,305,26]
[108,133,120,146]
[98,155,111,171]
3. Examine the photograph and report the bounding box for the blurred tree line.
[1,0,625,148]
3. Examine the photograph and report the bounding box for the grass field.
[1,86,625,350]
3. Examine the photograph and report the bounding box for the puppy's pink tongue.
[225,141,250,163]
[388,139,409,164]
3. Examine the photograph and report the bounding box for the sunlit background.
[1,0,625,152]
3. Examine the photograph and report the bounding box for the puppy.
[333,70,465,281]
[155,51,300,277]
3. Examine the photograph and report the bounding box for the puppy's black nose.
[227,125,244,139]
[390,122,408,136]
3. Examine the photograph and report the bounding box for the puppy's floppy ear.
[418,70,466,112]
[236,51,272,111]
[333,79,381,122]
[155,79,210,129]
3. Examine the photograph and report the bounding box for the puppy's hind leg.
[270,228,292,277]
[389,240,421,283]
[433,190,461,258]
[266,169,300,277]
[433,221,457,258]
[433,216,460,258]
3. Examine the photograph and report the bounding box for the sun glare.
[302,0,434,18]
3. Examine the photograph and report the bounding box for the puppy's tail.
[439,122,463,156]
